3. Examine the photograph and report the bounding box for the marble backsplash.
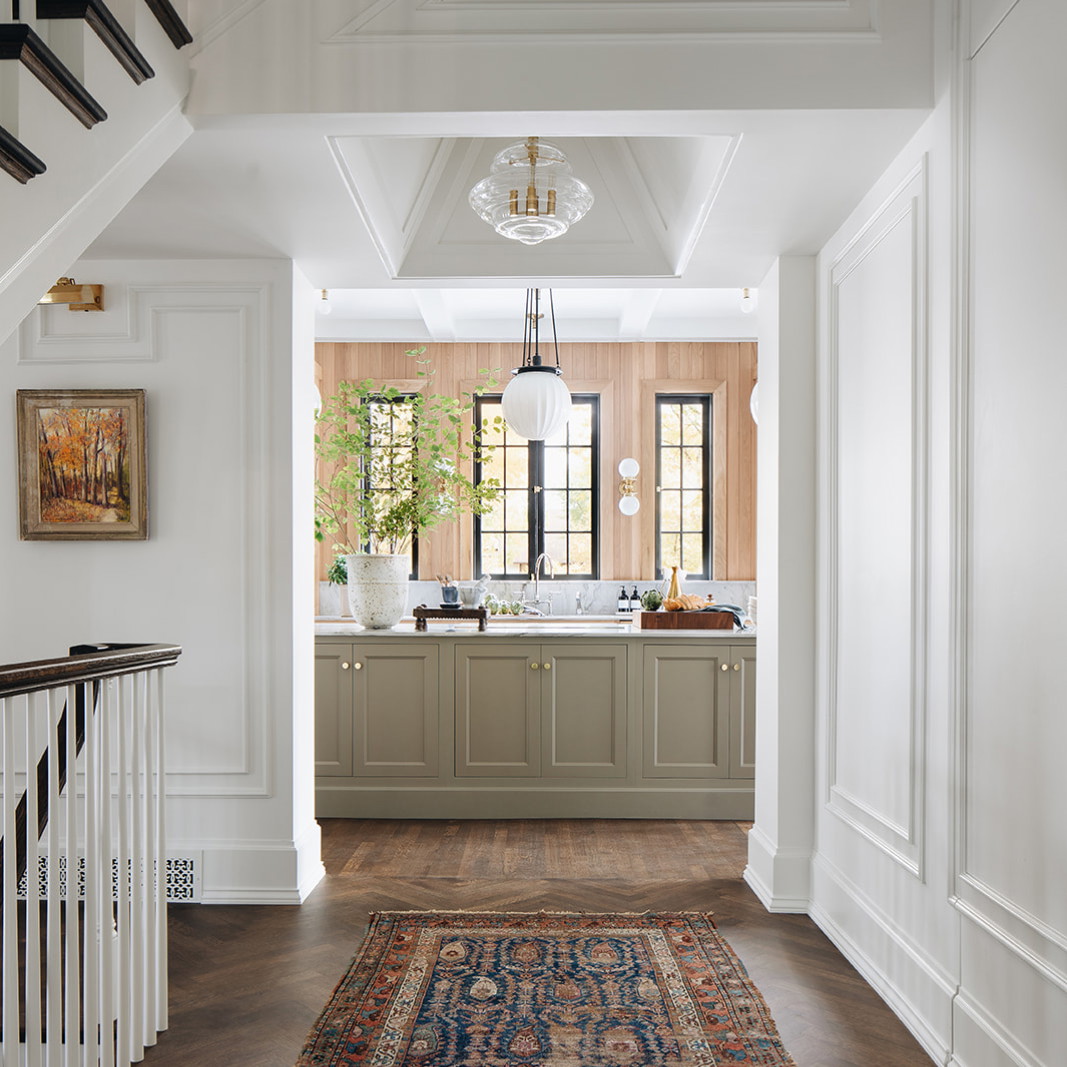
[320,578,756,619]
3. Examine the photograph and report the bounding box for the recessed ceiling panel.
[331,0,879,41]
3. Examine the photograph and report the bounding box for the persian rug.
[296,911,797,1065]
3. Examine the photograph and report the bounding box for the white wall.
[806,2,1067,1063]
[745,257,818,913]
[0,259,323,903]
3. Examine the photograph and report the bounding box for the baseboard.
[189,830,325,904]
[314,785,754,820]
[742,823,811,912]
[951,989,1046,1067]
[810,854,955,1065]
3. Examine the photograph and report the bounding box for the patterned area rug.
[296,911,797,1065]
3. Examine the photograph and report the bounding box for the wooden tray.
[639,610,734,630]
[412,604,489,631]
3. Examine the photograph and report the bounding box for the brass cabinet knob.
[543,662,552,671]
[341,662,351,670]
[720,663,729,672]
[733,662,741,671]
[354,662,364,671]
[530,662,540,670]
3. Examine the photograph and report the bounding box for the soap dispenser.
[617,587,629,613]
[630,586,641,611]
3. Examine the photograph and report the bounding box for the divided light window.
[364,395,418,579]
[655,394,711,580]
[474,395,599,580]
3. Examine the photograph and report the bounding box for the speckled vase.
[345,553,409,629]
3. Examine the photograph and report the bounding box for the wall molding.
[328,0,881,44]
[823,158,929,879]
[743,824,811,913]
[950,0,1067,993]
[811,854,954,1065]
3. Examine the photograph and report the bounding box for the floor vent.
[17,853,201,902]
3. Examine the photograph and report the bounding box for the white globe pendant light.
[501,289,572,441]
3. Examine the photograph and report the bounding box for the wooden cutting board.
[639,610,734,630]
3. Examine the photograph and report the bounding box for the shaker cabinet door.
[315,643,354,777]
[352,642,440,777]
[641,644,731,779]
[729,645,757,779]
[541,643,627,778]
[455,644,541,777]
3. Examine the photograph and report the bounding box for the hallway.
[144,819,931,1065]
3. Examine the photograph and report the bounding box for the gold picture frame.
[17,389,147,541]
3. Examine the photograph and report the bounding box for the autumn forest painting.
[17,389,147,540]
[37,406,131,523]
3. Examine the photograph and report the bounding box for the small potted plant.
[315,347,500,628]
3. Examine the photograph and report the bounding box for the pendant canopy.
[500,289,572,441]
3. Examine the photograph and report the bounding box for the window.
[655,394,711,580]
[364,394,418,579]
[474,395,599,579]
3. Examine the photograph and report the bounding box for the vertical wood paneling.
[315,340,756,600]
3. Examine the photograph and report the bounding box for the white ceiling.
[81,0,933,342]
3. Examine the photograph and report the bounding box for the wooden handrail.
[0,642,182,698]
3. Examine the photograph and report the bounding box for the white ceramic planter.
[345,553,409,629]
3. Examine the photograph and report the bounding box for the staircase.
[0,642,183,1065]
[0,0,193,343]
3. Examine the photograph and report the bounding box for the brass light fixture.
[469,137,594,245]
[38,277,104,311]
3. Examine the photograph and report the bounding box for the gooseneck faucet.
[525,552,555,614]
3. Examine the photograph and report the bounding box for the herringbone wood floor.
[143,819,932,1066]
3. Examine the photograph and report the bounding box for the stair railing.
[0,641,182,1066]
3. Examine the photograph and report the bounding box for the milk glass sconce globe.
[500,289,572,441]
[469,137,594,245]
[618,457,640,515]
[739,287,757,314]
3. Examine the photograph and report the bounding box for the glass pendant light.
[469,137,594,245]
[501,289,572,440]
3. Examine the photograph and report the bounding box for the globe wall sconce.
[618,457,640,515]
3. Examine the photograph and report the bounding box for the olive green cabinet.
[315,633,754,819]
[455,642,627,779]
[315,641,440,779]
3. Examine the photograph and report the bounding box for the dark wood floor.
[143,819,932,1066]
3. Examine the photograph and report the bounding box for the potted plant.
[317,553,349,617]
[315,347,499,629]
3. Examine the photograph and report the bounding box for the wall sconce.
[618,457,640,515]
[739,287,757,314]
[38,277,103,312]
[317,289,332,315]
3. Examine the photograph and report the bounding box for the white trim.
[823,159,929,880]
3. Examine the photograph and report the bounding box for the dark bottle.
[630,586,641,611]
[617,587,629,613]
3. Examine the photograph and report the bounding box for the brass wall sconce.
[38,277,104,311]
[618,457,640,515]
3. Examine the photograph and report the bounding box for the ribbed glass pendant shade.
[469,138,593,245]
[501,368,573,441]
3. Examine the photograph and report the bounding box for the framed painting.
[16,389,147,541]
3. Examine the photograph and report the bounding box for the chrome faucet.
[523,552,555,615]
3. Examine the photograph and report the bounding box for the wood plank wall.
[315,341,756,587]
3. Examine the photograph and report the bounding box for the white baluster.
[99,678,115,1067]
[84,681,101,1067]
[25,692,43,1063]
[115,676,130,1067]
[1,696,18,1067]
[46,688,63,1058]
[153,669,167,1033]
[129,681,145,1061]
[63,684,80,1067]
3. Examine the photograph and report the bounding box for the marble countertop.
[316,615,756,640]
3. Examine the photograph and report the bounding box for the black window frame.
[473,394,600,580]
[654,393,712,581]
[362,393,419,581]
